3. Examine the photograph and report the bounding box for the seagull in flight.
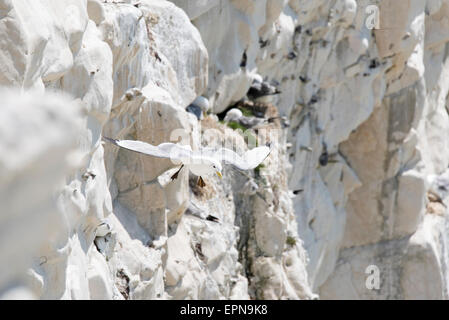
[104,137,271,187]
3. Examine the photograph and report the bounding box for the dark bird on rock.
[247,74,281,102]
[319,142,329,166]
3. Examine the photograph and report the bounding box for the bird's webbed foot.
[197,176,206,188]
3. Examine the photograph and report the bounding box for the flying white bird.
[104,137,271,187]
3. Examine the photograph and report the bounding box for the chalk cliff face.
[1,0,449,300]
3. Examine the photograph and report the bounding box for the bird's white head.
[224,108,243,122]
[250,73,263,84]
[192,96,210,112]
[189,157,223,179]
[210,159,223,179]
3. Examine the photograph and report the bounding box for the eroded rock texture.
[1,0,449,300]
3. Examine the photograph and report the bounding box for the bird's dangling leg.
[197,176,206,188]
[170,164,184,181]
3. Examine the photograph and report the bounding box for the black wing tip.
[103,136,119,145]
[265,142,274,152]
[261,143,273,162]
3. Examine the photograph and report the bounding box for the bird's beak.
[216,171,223,179]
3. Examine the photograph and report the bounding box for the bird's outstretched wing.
[103,137,193,163]
[202,146,271,170]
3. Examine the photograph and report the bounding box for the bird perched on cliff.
[224,108,288,129]
[95,221,112,237]
[186,96,210,120]
[104,137,271,187]
[224,108,263,128]
[247,74,281,103]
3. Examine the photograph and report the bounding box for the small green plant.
[239,106,254,117]
[286,236,296,246]
[254,163,265,175]
[226,121,247,131]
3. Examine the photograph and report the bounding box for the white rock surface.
[0,89,82,297]
[2,0,449,300]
